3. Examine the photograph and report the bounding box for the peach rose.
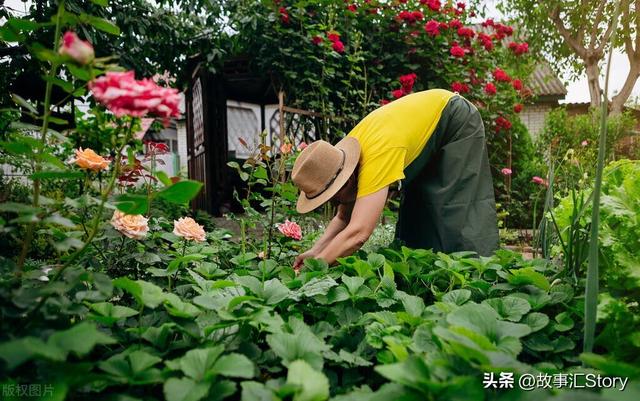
[74,148,110,171]
[173,217,206,242]
[277,220,302,240]
[110,210,149,240]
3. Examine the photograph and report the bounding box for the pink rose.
[173,217,206,242]
[532,176,549,187]
[298,142,308,151]
[581,140,589,147]
[278,220,302,240]
[58,31,94,65]
[89,71,181,119]
[501,168,512,176]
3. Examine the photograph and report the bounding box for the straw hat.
[292,137,361,213]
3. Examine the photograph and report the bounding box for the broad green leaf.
[84,15,120,35]
[156,170,173,187]
[67,63,92,80]
[91,0,109,6]
[114,193,149,214]
[483,296,531,322]
[0,337,65,370]
[7,18,41,31]
[178,346,224,381]
[553,312,575,332]
[442,289,471,305]
[47,322,116,357]
[211,353,255,378]
[156,180,203,204]
[164,377,211,401]
[506,267,550,290]
[374,356,431,392]
[114,278,165,308]
[286,360,329,401]
[298,277,338,298]
[266,331,328,370]
[523,312,549,332]
[241,381,273,401]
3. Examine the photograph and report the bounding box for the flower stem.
[17,1,65,272]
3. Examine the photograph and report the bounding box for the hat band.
[305,150,346,200]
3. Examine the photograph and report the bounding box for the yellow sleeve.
[356,147,406,198]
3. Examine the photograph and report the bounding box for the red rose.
[451,81,470,93]
[449,19,462,29]
[510,42,529,55]
[412,10,424,21]
[512,79,523,90]
[484,82,497,95]
[457,2,466,9]
[481,18,494,28]
[492,67,511,82]
[439,21,449,29]
[311,35,323,45]
[347,4,357,12]
[450,45,465,58]
[424,20,440,36]
[392,89,405,99]
[332,40,345,53]
[327,32,341,42]
[399,73,417,92]
[279,7,289,24]
[457,27,475,38]
[513,103,523,113]
[380,99,390,106]
[495,116,512,131]
[398,11,415,23]
[420,0,441,11]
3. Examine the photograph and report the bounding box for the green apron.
[395,95,499,256]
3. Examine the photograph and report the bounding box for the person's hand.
[293,249,317,272]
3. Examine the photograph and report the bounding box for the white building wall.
[520,104,554,140]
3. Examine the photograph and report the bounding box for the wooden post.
[278,91,285,147]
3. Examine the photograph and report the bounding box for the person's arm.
[315,186,388,265]
[293,202,354,269]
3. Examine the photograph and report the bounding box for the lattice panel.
[269,109,319,149]
[227,105,259,159]
[191,77,204,152]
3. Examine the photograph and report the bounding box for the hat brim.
[296,137,360,213]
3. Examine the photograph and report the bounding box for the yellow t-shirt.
[347,89,456,198]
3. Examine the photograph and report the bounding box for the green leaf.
[178,346,224,381]
[298,277,338,298]
[47,322,116,357]
[156,170,173,187]
[241,381,273,401]
[442,289,471,305]
[374,356,431,393]
[8,18,41,31]
[114,193,149,214]
[11,93,37,113]
[84,15,120,35]
[164,378,211,401]
[506,267,550,290]
[266,330,328,370]
[156,180,203,204]
[523,312,549,332]
[286,360,329,401]
[114,278,165,308]
[261,278,291,304]
[31,170,83,180]
[89,302,139,322]
[91,0,109,6]
[483,296,531,322]
[0,337,65,370]
[211,353,255,378]
[67,63,92,81]
[553,312,575,332]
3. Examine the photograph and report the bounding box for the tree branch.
[551,5,587,59]
[590,0,608,50]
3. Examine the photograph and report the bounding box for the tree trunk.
[610,63,640,114]
[585,60,602,109]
